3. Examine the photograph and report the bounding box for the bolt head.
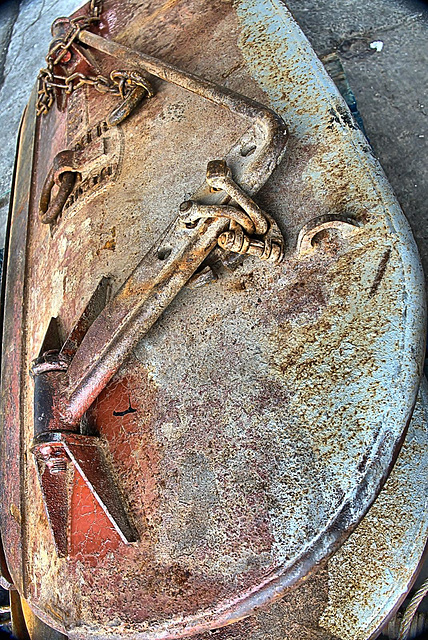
[60,51,72,64]
[36,443,69,464]
[179,200,193,213]
[206,160,231,189]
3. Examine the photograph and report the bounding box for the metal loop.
[206,160,268,235]
[89,0,104,17]
[39,171,77,225]
[93,76,114,94]
[110,70,154,95]
[179,201,256,235]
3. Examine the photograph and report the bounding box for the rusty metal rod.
[78,29,279,123]
[57,32,289,426]
[64,216,229,424]
[78,30,288,183]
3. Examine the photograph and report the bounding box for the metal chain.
[89,0,104,18]
[37,1,104,116]
[36,1,150,117]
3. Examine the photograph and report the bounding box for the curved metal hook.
[39,169,77,224]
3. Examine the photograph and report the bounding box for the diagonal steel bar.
[59,31,288,426]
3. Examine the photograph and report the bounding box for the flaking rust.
[0,0,426,639]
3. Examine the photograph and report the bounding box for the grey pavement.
[0,0,427,273]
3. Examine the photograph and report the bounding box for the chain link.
[36,1,150,117]
[89,0,104,18]
[37,1,105,116]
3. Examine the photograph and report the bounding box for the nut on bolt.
[34,443,69,474]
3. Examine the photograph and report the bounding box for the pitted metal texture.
[0,1,425,638]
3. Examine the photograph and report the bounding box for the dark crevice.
[113,397,137,417]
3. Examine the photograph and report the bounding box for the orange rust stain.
[10,503,21,524]
[102,239,116,251]
[70,471,121,565]
[137,0,185,27]
[98,226,116,254]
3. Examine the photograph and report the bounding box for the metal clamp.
[179,160,285,264]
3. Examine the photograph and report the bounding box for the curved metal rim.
[14,1,426,637]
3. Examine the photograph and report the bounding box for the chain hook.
[36,1,154,125]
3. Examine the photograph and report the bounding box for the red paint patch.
[70,471,121,566]
[92,369,162,520]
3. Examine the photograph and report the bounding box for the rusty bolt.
[36,444,69,475]
[60,51,72,64]
[206,159,232,191]
[179,200,193,213]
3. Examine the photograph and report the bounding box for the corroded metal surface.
[0,0,426,638]
[30,16,288,555]
[321,378,428,640]
[192,380,428,640]
[0,85,38,597]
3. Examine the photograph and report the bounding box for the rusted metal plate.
[191,379,428,640]
[0,0,425,638]
[0,85,38,597]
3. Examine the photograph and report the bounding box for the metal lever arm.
[77,29,287,193]
[57,31,288,425]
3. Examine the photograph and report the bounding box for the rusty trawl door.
[0,0,426,638]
